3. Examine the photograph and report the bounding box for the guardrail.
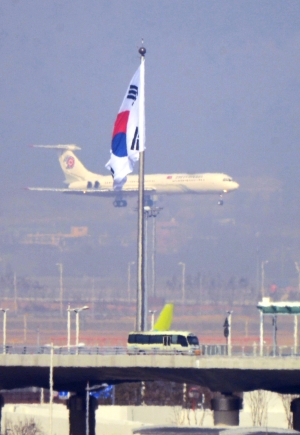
[0,344,299,357]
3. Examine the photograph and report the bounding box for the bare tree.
[247,390,272,426]
[4,418,43,435]
[280,394,300,429]
[169,406,185,426]
[169,406,211,427]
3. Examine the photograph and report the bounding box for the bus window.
[128,334,136,344]
[177,335,188,347]
[171,335,178,344]
[135,334,149,344]
[149,335,163,344]
[187,335,199,346]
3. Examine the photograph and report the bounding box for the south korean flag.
[106,65,145,190]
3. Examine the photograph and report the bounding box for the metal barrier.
[1,344,300,357]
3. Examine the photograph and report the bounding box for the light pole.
[127,262,135,302]
[36,327,40,347]
[142,206,162,298]
[295,262,300,292]
[72,306,89,347]
[67,303,71,349]
[139,205,163,328]
[0,308,9,354]
[56,263,63,317]
[178,262,186,304]
[23,314,27,344]
[227,310,233,356]
[13,272,18,312]
[47,343,84,435]
[149,310,157,330]
[85,382,109,435]
[150,207,163,298]
[261,260,268,298]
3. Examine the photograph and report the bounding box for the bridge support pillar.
[211,394,242,426]
[0,394,4,429]
[67,393,98,435]
[291,398,300,431]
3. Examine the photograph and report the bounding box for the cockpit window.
[223,178,232,182]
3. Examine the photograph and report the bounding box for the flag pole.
[136,45,146,332]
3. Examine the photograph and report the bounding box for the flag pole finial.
[138,46,146,57]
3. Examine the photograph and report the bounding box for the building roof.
[257,297,300,315]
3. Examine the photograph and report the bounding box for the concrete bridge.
[1,347,300,435]
[0,351,300,394]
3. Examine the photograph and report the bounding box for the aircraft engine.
[68,181,96,189]
[94,181,100,189]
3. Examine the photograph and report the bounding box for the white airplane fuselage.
[28,146,239,206]
[69,170,239,195]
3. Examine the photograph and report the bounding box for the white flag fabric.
[105,65,145,190]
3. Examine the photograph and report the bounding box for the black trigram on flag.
[127,85,138,102]
[131,127,139,151]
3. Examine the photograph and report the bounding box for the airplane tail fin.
[30,144,92,184]
[153,303,174,331]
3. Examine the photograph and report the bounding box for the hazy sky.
[0,1,300,287]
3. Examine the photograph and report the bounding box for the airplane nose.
[234,182,239,190]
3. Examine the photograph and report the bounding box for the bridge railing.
[0,344,299,357]
[201,344,300,357]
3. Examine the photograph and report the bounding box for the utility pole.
[13,273,18,312]
[261,260,268,298]
[178,262,186,304]
[295,262,300,292]
[0,308,9,354]
[128,262,135,302]
[56,263,63,317]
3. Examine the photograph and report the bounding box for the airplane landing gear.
[218,195,224,206]
[144,195,154,207]
[113,199,127,207]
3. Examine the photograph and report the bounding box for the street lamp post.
[13,273,18,312]
[143,206,163,330]
[73,306,89,348]
[127,262,135,302]
[295,262,300,292]
[178,262,186,304]
[24,314,27,344]
[227,310,233,356]
[56,263,63,317]
[149,310,157,330]
[261,260,269,298]
[143,206,162,298]
[150,207,162,298]
[0,308,9,354]
[47,343,85,435]
[67,304,71,349]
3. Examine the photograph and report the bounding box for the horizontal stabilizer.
[30,144,81,151]
[153,303,174,331]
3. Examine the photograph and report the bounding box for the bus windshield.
[187,335,199,346]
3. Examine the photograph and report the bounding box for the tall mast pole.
[136,45,146,331]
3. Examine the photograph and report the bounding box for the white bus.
[127,330,200,355]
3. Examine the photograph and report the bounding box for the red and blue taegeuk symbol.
[64,155,75,169]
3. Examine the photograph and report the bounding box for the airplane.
[27,145,239,207]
